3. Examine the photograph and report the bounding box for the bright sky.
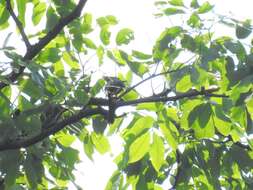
[71,0,253,189]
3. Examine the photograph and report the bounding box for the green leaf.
[107,117,123,135]
[57,147,79,168]
[92,116,107,134]
[96,45,104,65]
[190,0,200,8]
[107,49,127,65]
[53,61,65,76]
[18,95,33,110]
[74,89,89,105]
[198,2,213,14]
[62,52,80,69]
[100,25,111,45]
[46,6,59,31]
[91,133,110,154]
[17,0,26,26]
[188,103,215,138]
[246,97,253,120]
[132,50,152,60]
[82,13,93,34]
[155,26,182,51]
[83,37,97,49]
[168,0,184,6]
[24,152,44,188]
[231,106,247,129]
[105,171,121,190]
[122,89,139,101]
[137,102,162,112]
[213,106,231,136]
[122,116,154,139]
[97,15,118,27]
[55,132,76,147]
[159,123,178,150]
[72,33,83,51]
[176,75,192,92]
[127,61,149,77]
[83,135,94,160]
[187,13,201,28]
[149,133,165,172]
[199,103,212,127]
[0,150,20,187]
[38,47,60,63]
[19,79,43,99]
[116,28,134,46]
[0,3,10,29]
[0,87,11,118]
[163,8,185,16]
[90,79,105,96]
[128,132,150,163]
[32,2,46,25]
[236,22,252,39]
[224,40,246,62]
[154,1,167,6]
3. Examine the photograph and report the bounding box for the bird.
[104,76,125,123]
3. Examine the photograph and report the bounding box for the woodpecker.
[104,77,125,123]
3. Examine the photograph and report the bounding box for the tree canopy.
[0,0,253,189]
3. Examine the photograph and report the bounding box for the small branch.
[0,0,88,90]
[26,0,88,59]
[235,142,251,151]
[88,97,108,106]
[0,107,107,151]
[219,133,252,151]
[117,88,222,107]
[118,69,179,99]
[170,150,181,190]
[6,0,31,49]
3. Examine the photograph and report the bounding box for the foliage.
[0,0,252,189]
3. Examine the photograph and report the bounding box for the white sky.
[72,0,253,189]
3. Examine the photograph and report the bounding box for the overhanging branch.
[0,0,88,90]
[6,0,31,49]
[0,107,107,151]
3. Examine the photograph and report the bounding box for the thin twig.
[6,0,31,49]
[118,69,179,99]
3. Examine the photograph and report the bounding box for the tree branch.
[6,0,31,49]
[170,150,182,190]
[25,0,87,59]
[117,87,223,107]
[0,0,88,90]
[0,87,227,151]
[0,107,107,151]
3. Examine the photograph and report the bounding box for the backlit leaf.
[91,133,110,154]
[149,133,165,172]
[198,2,213,14]
[128,132,150,163]
[100,25,111,45]
[32,2,46,25]
[116,28,134,46]
[164,8,185,16]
